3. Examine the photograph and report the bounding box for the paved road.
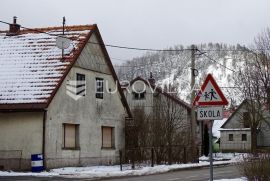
[0,165,242,181]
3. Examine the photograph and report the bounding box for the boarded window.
[76,73,86,96]
[102,126,114,148]
[63,124,79,149]
[228,134,233,141]
[96,78,104,99]
[243,112,250,128]
[242,134,247,141]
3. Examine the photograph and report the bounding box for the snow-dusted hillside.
[116,43,249,106]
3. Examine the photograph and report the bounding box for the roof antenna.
[62,16,65,58]
[56,16,71,61]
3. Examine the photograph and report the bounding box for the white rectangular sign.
[197,106,223,120]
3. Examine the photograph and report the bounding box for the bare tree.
[152,84,191,164]
[235,28,270,152]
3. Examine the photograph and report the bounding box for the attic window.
[76,73,86,96]
[96,78,104,99]
[133,92,145,100]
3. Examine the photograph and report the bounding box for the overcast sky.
[1,0,270,63]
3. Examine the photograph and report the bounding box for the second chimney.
[7,16,21,36]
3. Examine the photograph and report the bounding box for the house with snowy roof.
[0,18,132,170]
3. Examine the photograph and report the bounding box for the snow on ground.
[199,153,244,162]
[0,160,237,178]
[214,178,246,181]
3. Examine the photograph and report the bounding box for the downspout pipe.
[42,109,47,170]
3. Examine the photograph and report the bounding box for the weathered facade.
[0,21,131,170]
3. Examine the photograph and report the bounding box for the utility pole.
[190,44,197,161]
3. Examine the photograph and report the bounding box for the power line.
[0,20,191,52]
[197,49,237,73]
[1,19,270,53]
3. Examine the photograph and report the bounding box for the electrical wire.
[1,19,270,53]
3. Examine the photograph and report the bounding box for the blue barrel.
[31,154,44,172]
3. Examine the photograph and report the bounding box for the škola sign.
[193,74,228,120]
[197,106,223,120]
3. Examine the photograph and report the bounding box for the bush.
[237,153,270,181]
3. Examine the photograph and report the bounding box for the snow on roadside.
[199,153,244,162]
[214,178,246,181]
[0,160,235,178]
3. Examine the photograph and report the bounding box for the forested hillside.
[115,43,250,105]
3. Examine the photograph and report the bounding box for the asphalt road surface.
[0,165,242,181]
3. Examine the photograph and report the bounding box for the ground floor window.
[102,126,115,149]
[242,134,247,141]
[228,134,234,141]
[62,123,79,149]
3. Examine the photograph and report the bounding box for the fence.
[124,145,197,169]
[0,150,22,170]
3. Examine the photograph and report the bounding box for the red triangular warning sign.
[193,74,228,106]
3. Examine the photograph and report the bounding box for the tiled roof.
[0,25,93,105]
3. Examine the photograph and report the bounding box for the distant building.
[220,100,270,152]
[122,75,201,161]
[0,18,131,170]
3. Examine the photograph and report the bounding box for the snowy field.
[0,153,244,179]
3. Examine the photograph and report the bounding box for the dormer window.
[133,92,145,100]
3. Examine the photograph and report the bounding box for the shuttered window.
[63,124,79,149]
[102,126,114,148]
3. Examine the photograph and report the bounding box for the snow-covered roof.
[219,128,251,131]
[0,25,93,107]
[212,118,227,138]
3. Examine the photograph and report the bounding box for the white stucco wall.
[220,130,251,152]
[0,112,43,170]
[45,32,127,168]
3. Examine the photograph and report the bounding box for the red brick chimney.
[7,16,21,36]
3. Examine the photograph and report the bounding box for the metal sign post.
[209,120,213,181]
[193,74,229,181]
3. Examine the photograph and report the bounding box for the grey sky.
[1,0,270,63]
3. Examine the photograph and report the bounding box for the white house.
[0,18,132,170]
[220,100,270,152]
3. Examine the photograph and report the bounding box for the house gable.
[74,32,110,74]
[221,100,248,129]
